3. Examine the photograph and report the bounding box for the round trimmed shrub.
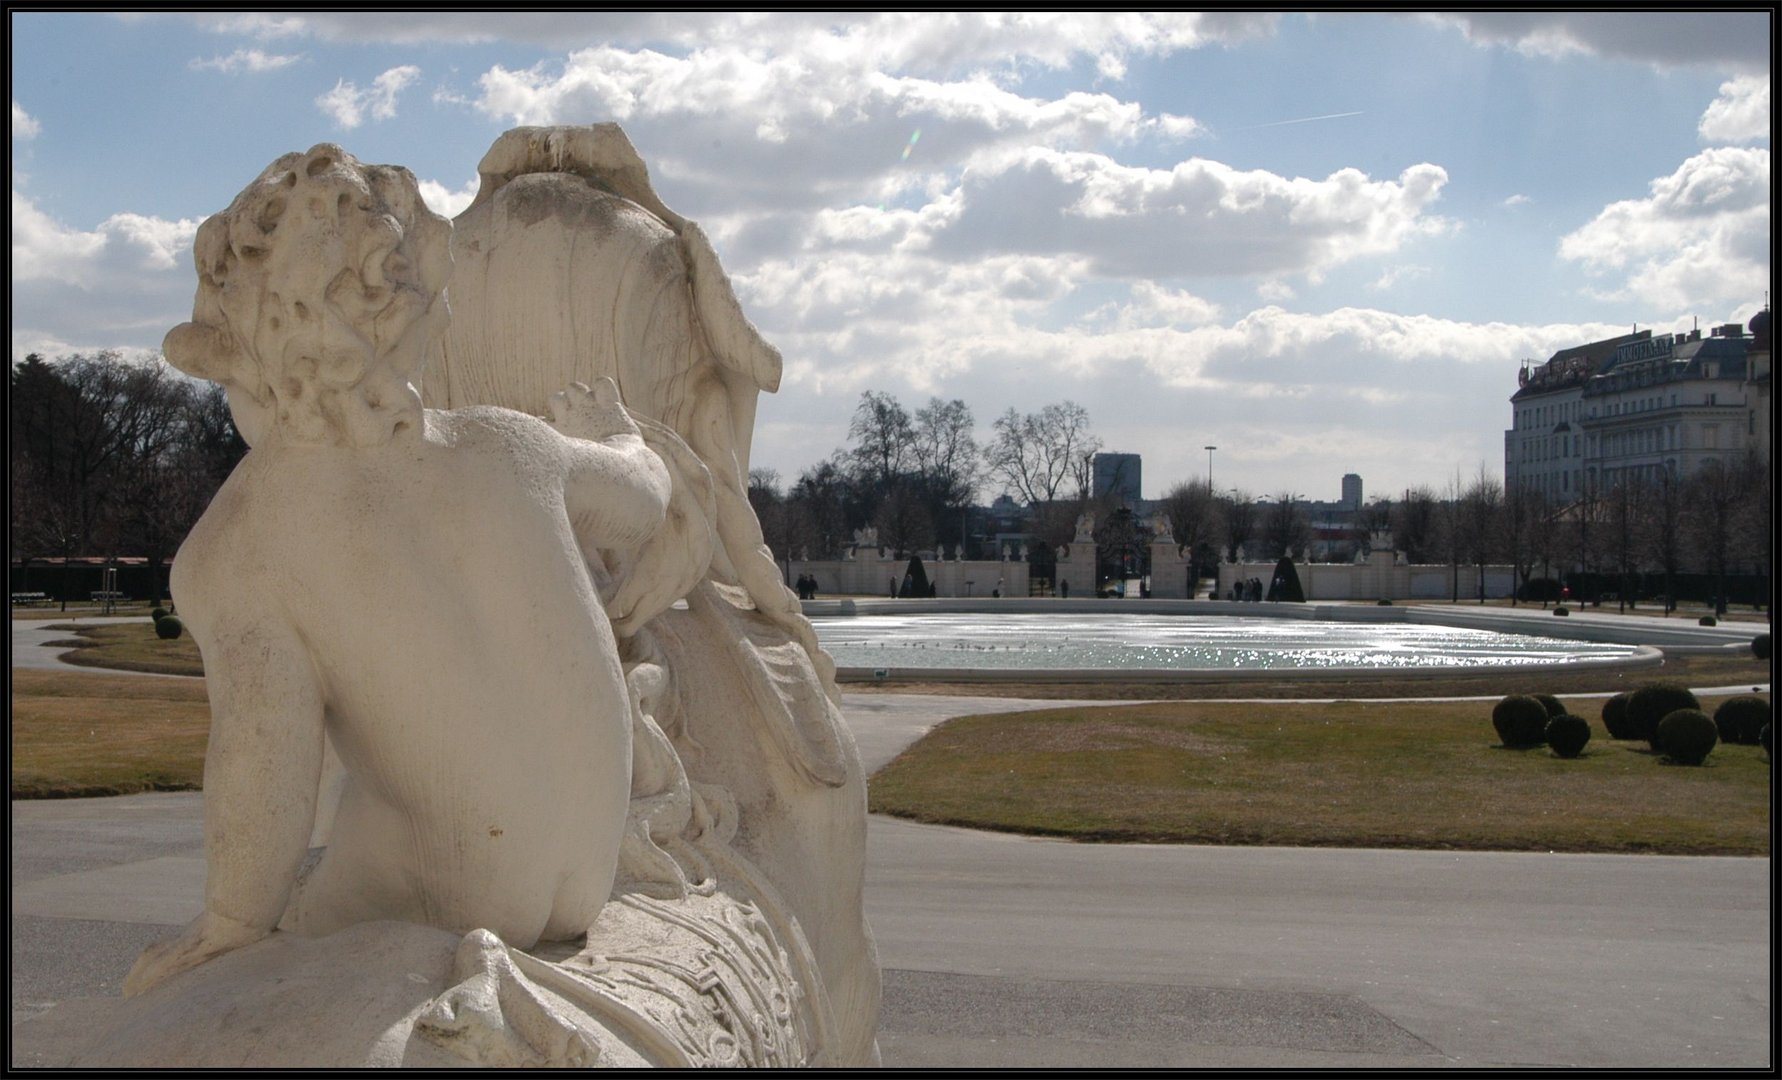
[1601,692,1634,740]
[1492,695,1550,747]
[1545,715,1591,758]
[1376,598,1393,606]
[1654,708,1717,765]
[1699,615,1718,627]
[150,606,169,622]
[1628,682,1699,745]
[1754,633,1771,660]
[1761,722,1771,756]
[1534,694,1567,719]
[154,615,184,641]
[1713,696,1770,746]
[1553,606,1569,616]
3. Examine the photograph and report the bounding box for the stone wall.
[1213,550,1517,602]
[788,553,1030,598]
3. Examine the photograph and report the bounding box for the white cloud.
[1151,113,1203,140]
[1426,12,1770,74]
[417,176,480,219]
[1698,76,1770,144]
[1502,194,1531,207]
[1369,265,1431,292]
[11,192,202,360]
[463,44,1221,231]
[315,64,421,129]
[1256,280,1296,303]
[13,100,40,139]
[169,12,1277,76]
[189,48,302,74]
[919,148,1451,281]
[1559,147,1770,311]
[1113,282,1222,329]
[12,191,199,284]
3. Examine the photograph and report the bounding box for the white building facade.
[1506,321,1758,498]
[1505,331,1643,500]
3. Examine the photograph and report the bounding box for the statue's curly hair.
[164,144,450,448]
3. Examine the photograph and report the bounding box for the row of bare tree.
[749,392,1106,563]
[1159,455,1770,611]
[10,353,248,605]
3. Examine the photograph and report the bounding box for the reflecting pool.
[809,613,1640,671]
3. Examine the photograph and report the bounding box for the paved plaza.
[9,623,1774,1068]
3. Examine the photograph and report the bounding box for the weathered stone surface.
[94,130,879,1067]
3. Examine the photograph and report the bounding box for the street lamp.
[1204,445,1216,488]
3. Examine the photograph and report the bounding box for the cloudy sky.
[10,11,1771,501]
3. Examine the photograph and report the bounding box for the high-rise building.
[1340,473,1363,509]
[1091,452,1142,505]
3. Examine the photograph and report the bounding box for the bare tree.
[1567,472,1602,605]
[1685,457,1747,616]
[1159,479,1218,580]
[1390,486,1439,564]
[1262,492,1312,562]
[747,468,795,576]
[1459,467,1503,604]
[1219,489,1258,562]
[1734,450,1771,612]
[787,460,853,560]
[984,401,1101,508]
[872,480,933,561]
[846,390,915,493]
[9,352,231,607]
[911,397,979,552]
[1437,471,1467,602]
[1601,475,1647,613]
[1515,487,1563,606]
[1642,467,1685,613]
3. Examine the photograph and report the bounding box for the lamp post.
[1204,445,1216,488]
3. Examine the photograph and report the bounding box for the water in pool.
[808,613,1639,671]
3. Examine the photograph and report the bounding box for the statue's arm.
[548,379,672,549]
[123,612,326,996]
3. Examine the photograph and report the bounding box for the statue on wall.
[95,134,879,1068]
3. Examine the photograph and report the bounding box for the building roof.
[1583,332,1749,396]
[1511,330,1647,401]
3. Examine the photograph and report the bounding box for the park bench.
[90,590,126,602]
[11,591,50,606]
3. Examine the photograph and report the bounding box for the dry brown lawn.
[11,669,210,797]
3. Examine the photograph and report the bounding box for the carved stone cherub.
[124,145,674,995]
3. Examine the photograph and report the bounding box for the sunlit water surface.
[809,613,1638,671]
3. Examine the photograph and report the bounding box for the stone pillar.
[1149,542,1191,598]
[1057,541,1097,598]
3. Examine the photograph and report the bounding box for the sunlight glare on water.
[808,614,1638,671]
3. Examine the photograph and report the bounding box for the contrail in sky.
[1231,111,1364,131]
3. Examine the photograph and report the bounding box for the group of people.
[1228,577,1265,602]
[794,573,821,600]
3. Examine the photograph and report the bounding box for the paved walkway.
[9,619,1772,1067]
[11,616,175,675]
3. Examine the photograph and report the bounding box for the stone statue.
[428,126,878,1065]
[1074,511,1095,543]
[90,136,878,1068]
